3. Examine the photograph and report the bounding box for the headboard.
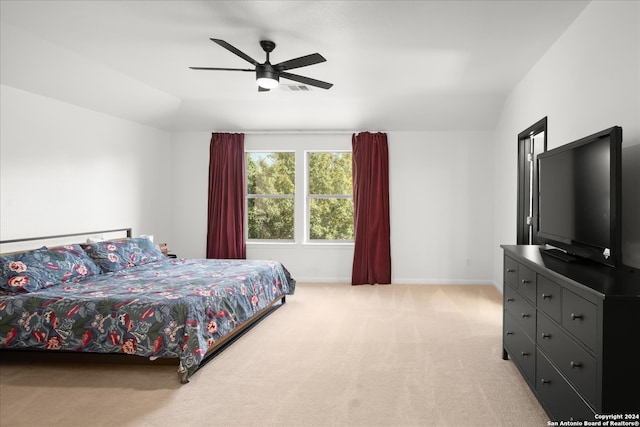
[0,228,132,254]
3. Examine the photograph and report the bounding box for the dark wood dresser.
[501,245,640,421]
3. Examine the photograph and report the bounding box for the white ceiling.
[0,0,590,132]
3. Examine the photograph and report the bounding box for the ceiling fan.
[190,38,333,91]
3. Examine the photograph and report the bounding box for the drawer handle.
[571,313,583,321]
[541,293,552,300]
[541,333,551,339]
[521,279,531,284]
[506,269,516,273]
[521,351,530,357]
[506,298,514,302]
[540,379,551,385]
[521,313,530,318]
[506,331,514,335]
[570,361,582,369]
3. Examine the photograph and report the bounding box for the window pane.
[247,152,295,195]
[308,152,352,195]
[309,198,354,240]
[246,151,295,241]
[248,198,294,240]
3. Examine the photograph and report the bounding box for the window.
[307,151,353,241]
[245,149,353,243]
[246,152,295,240]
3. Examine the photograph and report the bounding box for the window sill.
[246,241,296,246]
[304,241,354,247]
[246,241,354,248]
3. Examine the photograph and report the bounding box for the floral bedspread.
[0,258,295,380]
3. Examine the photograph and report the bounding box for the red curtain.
[351,132,391,285]
[206,132,246,259]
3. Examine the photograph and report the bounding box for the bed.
[0,228,295,383]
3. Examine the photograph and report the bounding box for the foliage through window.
[307,152,353,241]
[245,150,353,242]
[246,152,295,240]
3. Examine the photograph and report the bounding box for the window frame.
[304,150,354,244]
[245,150,296,243]
[243,135,354,248]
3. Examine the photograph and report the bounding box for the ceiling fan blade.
[274,53,326,71]
[210,38,259,66]
[280,72,333,89]
[189,67,254,72]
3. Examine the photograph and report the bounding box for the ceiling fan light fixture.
[256,67,279,89]
[256,76,279,89]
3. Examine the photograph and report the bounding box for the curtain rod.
[213,130,387,135]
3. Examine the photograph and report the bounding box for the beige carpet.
[0,283,549,427]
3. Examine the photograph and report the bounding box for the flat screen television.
[537,126,622,267]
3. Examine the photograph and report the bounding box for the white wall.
[390,132,494,284]
[5,0,636,287]
[168,132,210,259]
[1,85,495,285]
[169,131,495,284]
[0,85,173,246]
[492,0,640,288]
[169,132,355,282]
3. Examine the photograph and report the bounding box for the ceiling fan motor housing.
[256,63,279,88]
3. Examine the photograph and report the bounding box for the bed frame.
[0,228,287,383]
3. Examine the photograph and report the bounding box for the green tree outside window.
[246,152,295,240]
[308,152,353,241]
[246,151,353,241]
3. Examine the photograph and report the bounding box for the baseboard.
[295,276,352,283]
[295,277,496,286]
[391,279,495,285]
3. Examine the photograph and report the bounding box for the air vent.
[284,84,312,91]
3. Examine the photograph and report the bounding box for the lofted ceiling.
[0,0,590,132]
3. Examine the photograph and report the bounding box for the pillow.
[47,244,102,282]
[0,245,100,293]
[0,247,52,293]
[82,237,166,273]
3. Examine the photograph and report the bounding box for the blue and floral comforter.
[0,258,295,380]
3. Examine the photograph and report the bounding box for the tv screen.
[537,126,622,267]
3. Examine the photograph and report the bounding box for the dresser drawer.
[562,289,598,351]
[504,256,519,288]
[504,310,536,384]
[537,275,561,323]
[504,285,536,339]
[537,314,597,406]
[502,246,640,419]
[518,265,536,302]
[536,350,595,421]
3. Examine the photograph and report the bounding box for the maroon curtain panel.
[206,132,246,259]
[351,132,391,285]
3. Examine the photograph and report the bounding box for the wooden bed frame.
[0,228,287,383]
